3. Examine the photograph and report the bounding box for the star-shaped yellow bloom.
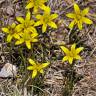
[60,43,84,64]
[66,3,93,30]
[26,0,47,13]
[15,29,38,49]
[2,23,21,42]
[16,11,36,33]
[34,6,58,33]
[27,58,50,78]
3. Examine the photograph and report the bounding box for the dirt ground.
[0,0,96,96]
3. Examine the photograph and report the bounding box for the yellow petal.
[41,62,50,68]
[2,28,9,33]
[82,8,89,16]
[76,47,84,54]
[39,4,47,10]
[60,46,70,55]
[75,55,82,60]
[26,41,31,49]
[50,14,58,20]
[26,11,31,21]
[32,31,38,37]
[66,13,75,18]
[62,56,68,62]
[77,20,82,30]
[26,3,34,9]
[71,43,76,52]
[68,57,73,64]
[15,24,23,32]
[42,24,47,32]
[69,20,75,29]
[44,6,51,15]
[28,59,36,65]
[13,34,20,39]
[15,39,24,45]
[11,23,16,28]
[48,22,57,28]
[43,0,48,3]
[31,32,38,37]
[39,69,44,74]
[74,3,80,14]
[36,15,42,19]
[32,70,37,78]
[7,35,13,42]
[30,20,35,25]
[34,21,42,26]
[32,39,38,42]
[29,27,37,33]
[82,17,93,24]
[33,6,38,13]
[27,66,34,70]
[16,17,24,23]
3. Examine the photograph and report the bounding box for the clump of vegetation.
[0,0,94,96]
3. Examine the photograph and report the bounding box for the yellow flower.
[15,29,38,49]
[27,58,50,78]
[34,6,58,32]
[66,3,93,30]
[26,0,47,13]
[60,43,84,64]
[16,11,36,33]
[2,23,21,42]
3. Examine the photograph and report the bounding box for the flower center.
[43,15,50,23]
[69,51,75,57]
[9,27,16,35]
[23,32,31,40]
[24,21,30,28]
[34,63,42,71]
[37,64,41,70]
[76,14,82,20]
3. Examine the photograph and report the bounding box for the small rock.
[6,6,14,16]
[0,63,17,78]
[0,0,5,4]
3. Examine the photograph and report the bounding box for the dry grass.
[0,0,96,96]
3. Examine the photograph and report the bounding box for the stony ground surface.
[0,0,96,96]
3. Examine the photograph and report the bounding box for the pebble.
[0,63,17,78]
